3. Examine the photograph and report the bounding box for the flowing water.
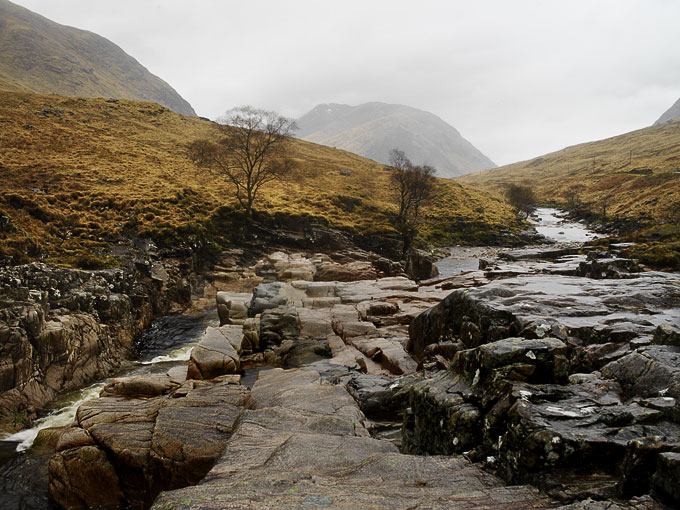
[0,307,220,509]
[0,307,218,458]
[435,207,603,277]
[529,207,605,243]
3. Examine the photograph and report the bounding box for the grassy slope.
[458,122,680,268]
[459,122,680,222]
[0,90,515,267]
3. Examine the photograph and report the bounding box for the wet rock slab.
[409,272,680,357]
[152,368,552,509]
[187,325,243,380]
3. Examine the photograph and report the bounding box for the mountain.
[0,0,196,116]
[296,102,495,178]
[654,97,680,125]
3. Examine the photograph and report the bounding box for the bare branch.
[190,106,297,217]
[388,148,436,255]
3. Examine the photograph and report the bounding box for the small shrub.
[331,195,362,213]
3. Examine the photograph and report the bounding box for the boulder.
[49,445,124,510]
[345,373,421,419]
[601,346,680,418]
[100,374,180,398]
[406,248,439,281]
[215,291,250,326]
[454,337,570,386]
[653,323,680,347]
[187,326,241,380]
[356,300,399,320]
[651,452,680,505]
[248,282,288,317]
[241,317,260,354]
[314,261,377,282]
[348,337,417,375]
[259,305,299,348]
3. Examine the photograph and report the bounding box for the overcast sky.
[12,0,680,166]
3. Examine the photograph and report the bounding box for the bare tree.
[565,184,586,209]
[388,149,436,254]
[189,106,297,217]
[505,183,536,213]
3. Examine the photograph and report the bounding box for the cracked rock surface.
[152,368,552,510]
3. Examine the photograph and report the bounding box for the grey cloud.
[13,0,680,165]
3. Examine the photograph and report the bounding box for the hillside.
[0,0,196,116]
[0,90,516,267]
[459,122,680,222]
[296,102,495,178]
[654,97,680,125]
[458,122,680,268]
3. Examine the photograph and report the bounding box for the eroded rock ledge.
[403,249,680,506]
[0,260,191,430]
[48,373,247,509]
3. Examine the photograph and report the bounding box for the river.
[435,207,603,277]
[1,307,218,456]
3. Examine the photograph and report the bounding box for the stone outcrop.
[23,246,680,509]
[0,261,191,431]
[152,368,552,509]
[401,248,680,506]
[403,336,680,504]
[187,325,243,380]
[408,270,679,359]
[215,291,250,326]
[244,268,450,377]
[48,374,247,509]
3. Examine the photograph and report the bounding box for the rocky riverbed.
[1,209,679,509]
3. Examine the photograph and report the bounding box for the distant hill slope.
[0,0,196,116]
[654,97,680,125]
[0,89,516,266]
[296,102,495,178]
[458,122,680,224]
[0,76,34,92]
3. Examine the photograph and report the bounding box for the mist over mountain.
[296,102,495,178]
[654,97,680,125]
[0,0,196,116]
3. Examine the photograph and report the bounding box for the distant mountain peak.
[654,97,680,125]
[0,0,196,116]
[296,102,495,177]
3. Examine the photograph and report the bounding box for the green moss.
[622,242,680,271]
[70,252,120,270]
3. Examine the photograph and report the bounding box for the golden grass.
[0,90,516,265]
[458,122,680,224]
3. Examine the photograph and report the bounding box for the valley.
[0,2,678,508]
